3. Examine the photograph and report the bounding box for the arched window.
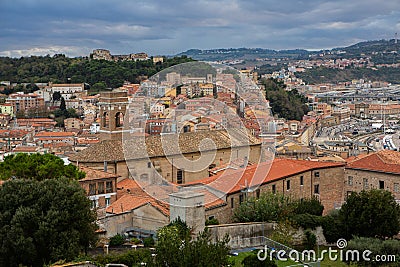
[103,112,109,128]
[116,112,124,127]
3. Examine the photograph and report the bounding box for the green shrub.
[205,217,219,226]
[294,197,324,216]
[143,237,155,247]
[344,237,400,266]
[321,213,343,244]
[109,233,125,246]
[303,230,317,250]
[130,237,141,245]
[291,213,324,229]
[269,220,296,247]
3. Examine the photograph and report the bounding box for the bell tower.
[98,91,128,140]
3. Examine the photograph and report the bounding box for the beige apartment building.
[6,92,45,113]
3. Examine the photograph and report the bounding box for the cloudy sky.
[1,0,399,57]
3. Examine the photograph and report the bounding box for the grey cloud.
[1,0,400,57]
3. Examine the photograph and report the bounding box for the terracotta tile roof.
[16,118,56,126]
[346,150,400,174]
[184,159,345,195]
[115,178,149,197]
[106,194,170,216]
[0,129,29,138]
[106,178,226,216]
[76,138,100,145]
[37,137,74,141]
[35,131,76,137]
[69,129,260,163]
[79,166,120,181]
[43,143,72,148]
[12,146,39,152]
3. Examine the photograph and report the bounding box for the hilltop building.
[91,49,149,62]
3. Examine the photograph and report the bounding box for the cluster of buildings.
[61,75,400,239]
[0,83,99,122]
[1,61,400,241]
[91,49,164,64]
[72,98,400,237]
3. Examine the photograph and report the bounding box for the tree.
[0,178,97,267]
[67,108,79,118]
[89,82,107,94]
[0,153,85,181]
[269,220,297,247]
[109,234,125,247]
[260,78,309,121]
[60,96,66,111]
[293,197,324,216]
[154,219,230,267]
[339,189,400,239]
[233,193,294,223]
[52,91,62,102]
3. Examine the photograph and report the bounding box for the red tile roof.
[185,158,344,195]
[12,146,39,153]
[0,129,29,138]
[35,131,76,137]
[79,166,119,181]
[106,194,170,216]
[106,178,226,216]
[346,150,400,174]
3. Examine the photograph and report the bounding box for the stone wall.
[344,169,400,201]
[99,204,168,238]
[207,223,327,249]
[207,222,276,249]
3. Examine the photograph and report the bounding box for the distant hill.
[177,39,399,63]
[176,48,310,61]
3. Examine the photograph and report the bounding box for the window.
[348,176,353,186]
[272,184,276,194]
[239,194,244,204]
[394,183,399,193]
[89,183,96,195]
[102,112,109,128]
[256,189,260,199]
[286,180,291,191]
[300,176,304,186]
[177,169,183,184]
[379,180,384,190]
[231,197,234,208]
[105,197,111,207]
[98,182,105,194]
[314,184,320,194]
[115,112,124,127]
[363,178,369,190]
[314,172,320,178]
[106,181,113,193]
[91,199,97,209]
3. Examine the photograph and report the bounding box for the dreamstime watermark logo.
[257,238,397,263]
[122,62,276,207]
